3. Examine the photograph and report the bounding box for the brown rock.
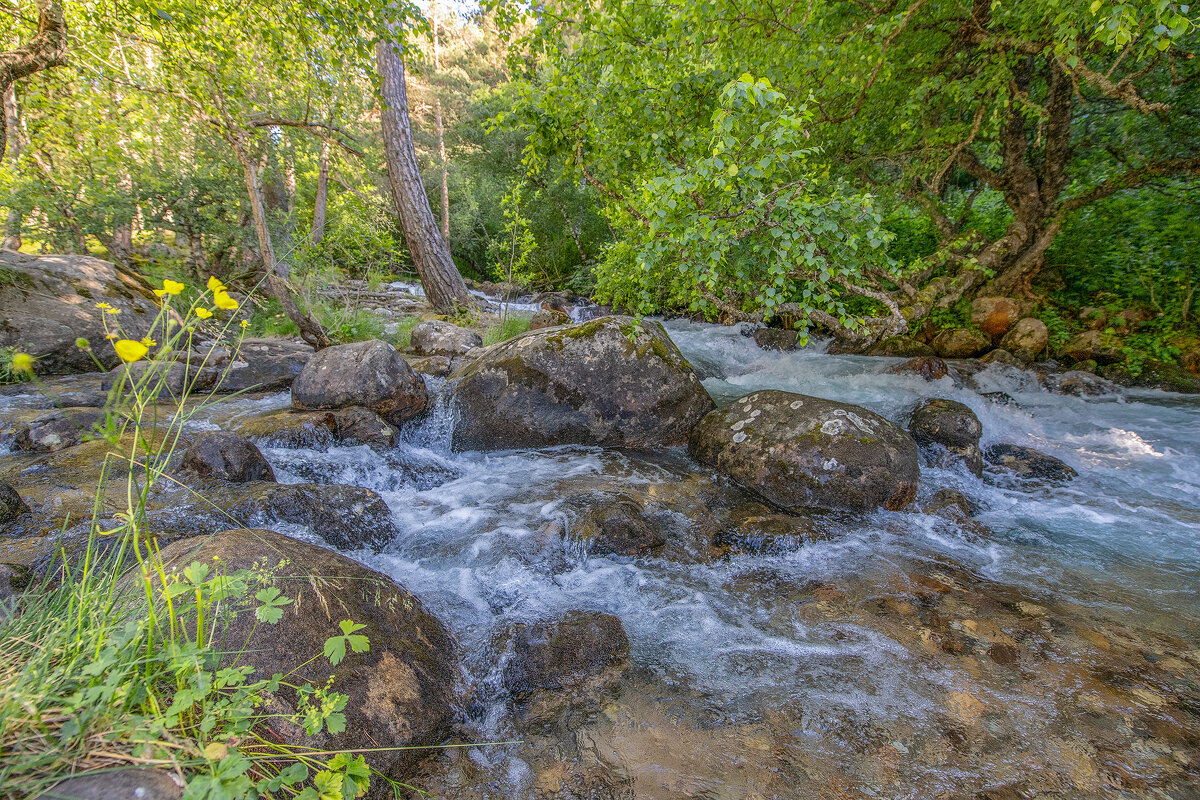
[752,328,798,352]
[998,318,1049,362]
[887,356,949,381]
[179,431,276,483]
[292,339,428,425]
[529,309,570,330]
[970,296,1021,337]
[931,328,991,358]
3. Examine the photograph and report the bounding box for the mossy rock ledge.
[448,315,715,451]
[688,390,920,512]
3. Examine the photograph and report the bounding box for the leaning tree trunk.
[232,137,331,349]
[375,29,473,312]
[0,0,68,161]
[3,85,23,250]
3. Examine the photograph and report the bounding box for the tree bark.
[375,28,473,312]
[0,0,68,160]
[311,139,329,245]
[432,10,450,238]
[3,84,23,250]
[231,136,331,349]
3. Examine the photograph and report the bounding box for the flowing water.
[9,320,1200,798]
[256,320,1200,799]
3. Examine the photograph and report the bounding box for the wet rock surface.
[411,319,483,356]
[178,431,275,483]
[450,316,714,451]
[292,339,428,425]
[216,337,313,392]
[931,328,990,358]
[752,328,798,351]
[888,356,949,381]
[867,335,934,357]
[689,390,920,512]
[13,407,106,453]
[563,493,666,557]
[155,529,456,784]
[0,481,29,524]
[908,398,983,476]
[500,611,632,724]
[985,443,1078,484]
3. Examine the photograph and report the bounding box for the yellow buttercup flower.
[213,289,238,310]
[106,307,121,316]
[114,339,149,363]
[163,279,184,295]
[11,352,34,375]
[239,320,250,329]
[207,276,226,293]
[95,302,112,311]
[140,337,157,347]
[195,307,213,319]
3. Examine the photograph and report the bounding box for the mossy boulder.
[931,328,991,359]
[867,335,935,358]
[984,444,1077,484]
[688,390,919,512]
[449,316,714,451]
[292,339,427,425]
[908,398,983,477]
[998,318,1048,362]
[154,529,456,784]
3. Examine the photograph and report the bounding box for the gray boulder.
[13,408,106,453]
[998,318,1048,362]
[529,309,570,330]
[292,339,428,425]
[410,320,482,356]
[35,769,182,800]
[689,390,920,512]
[450,316,714,451]
[0,251,159,374]
[216,337,313,393]
[752,328,798,352]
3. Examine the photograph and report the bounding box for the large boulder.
[450,316,715,451]
[292,339,428,425]
[908,398,983,476]
[931,328,991,359]
[154,529,456,784]
[0,251,159,374]
[970,296,1022,338]
[178,431,275,483]
[998,318,1048,362]
[0,481,30,524]
[688,390,919,512]
[499,611,631,724]
[410,320,482,356]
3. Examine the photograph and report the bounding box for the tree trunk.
[3,85,23,250]
[311,139,329,245]
[375,28,473,312]
[0,0,68,160]
[432,11,450,238]
[232,137,331,349]
[185,227,207,280]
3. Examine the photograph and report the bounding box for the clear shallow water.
[262,320,1200,798]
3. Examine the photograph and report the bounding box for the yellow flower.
[114,339,149,363]
[106,307,121,316]
[239,320,250,329]
[105,333,118,340]
[207,276,226,293]
[95,302,112,311]
[140,336,157,347]
[194,307,213,319]
[11,352,34,375]
[162,279,185,296]
[213,289,238,310]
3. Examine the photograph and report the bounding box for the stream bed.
[264,321,1200,799]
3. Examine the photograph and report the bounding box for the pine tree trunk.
[311,139,329,245]
[375,28,473,312]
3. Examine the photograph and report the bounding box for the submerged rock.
[0,251,159,374]
[450,316,714,451]
[752,328,797,352]
[500,611,631,724]
[922,488,980,520]
[689,390,919,512]
[155,529,455,783]
[888,356,949,381]
[178,431,275,483]
[292,339,428,425]
[984,444,1077,484]
[908,398,983,477]
[410,320,483,356]
[231,409,336,448]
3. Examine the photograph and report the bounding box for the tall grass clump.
[0,277,375,800]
